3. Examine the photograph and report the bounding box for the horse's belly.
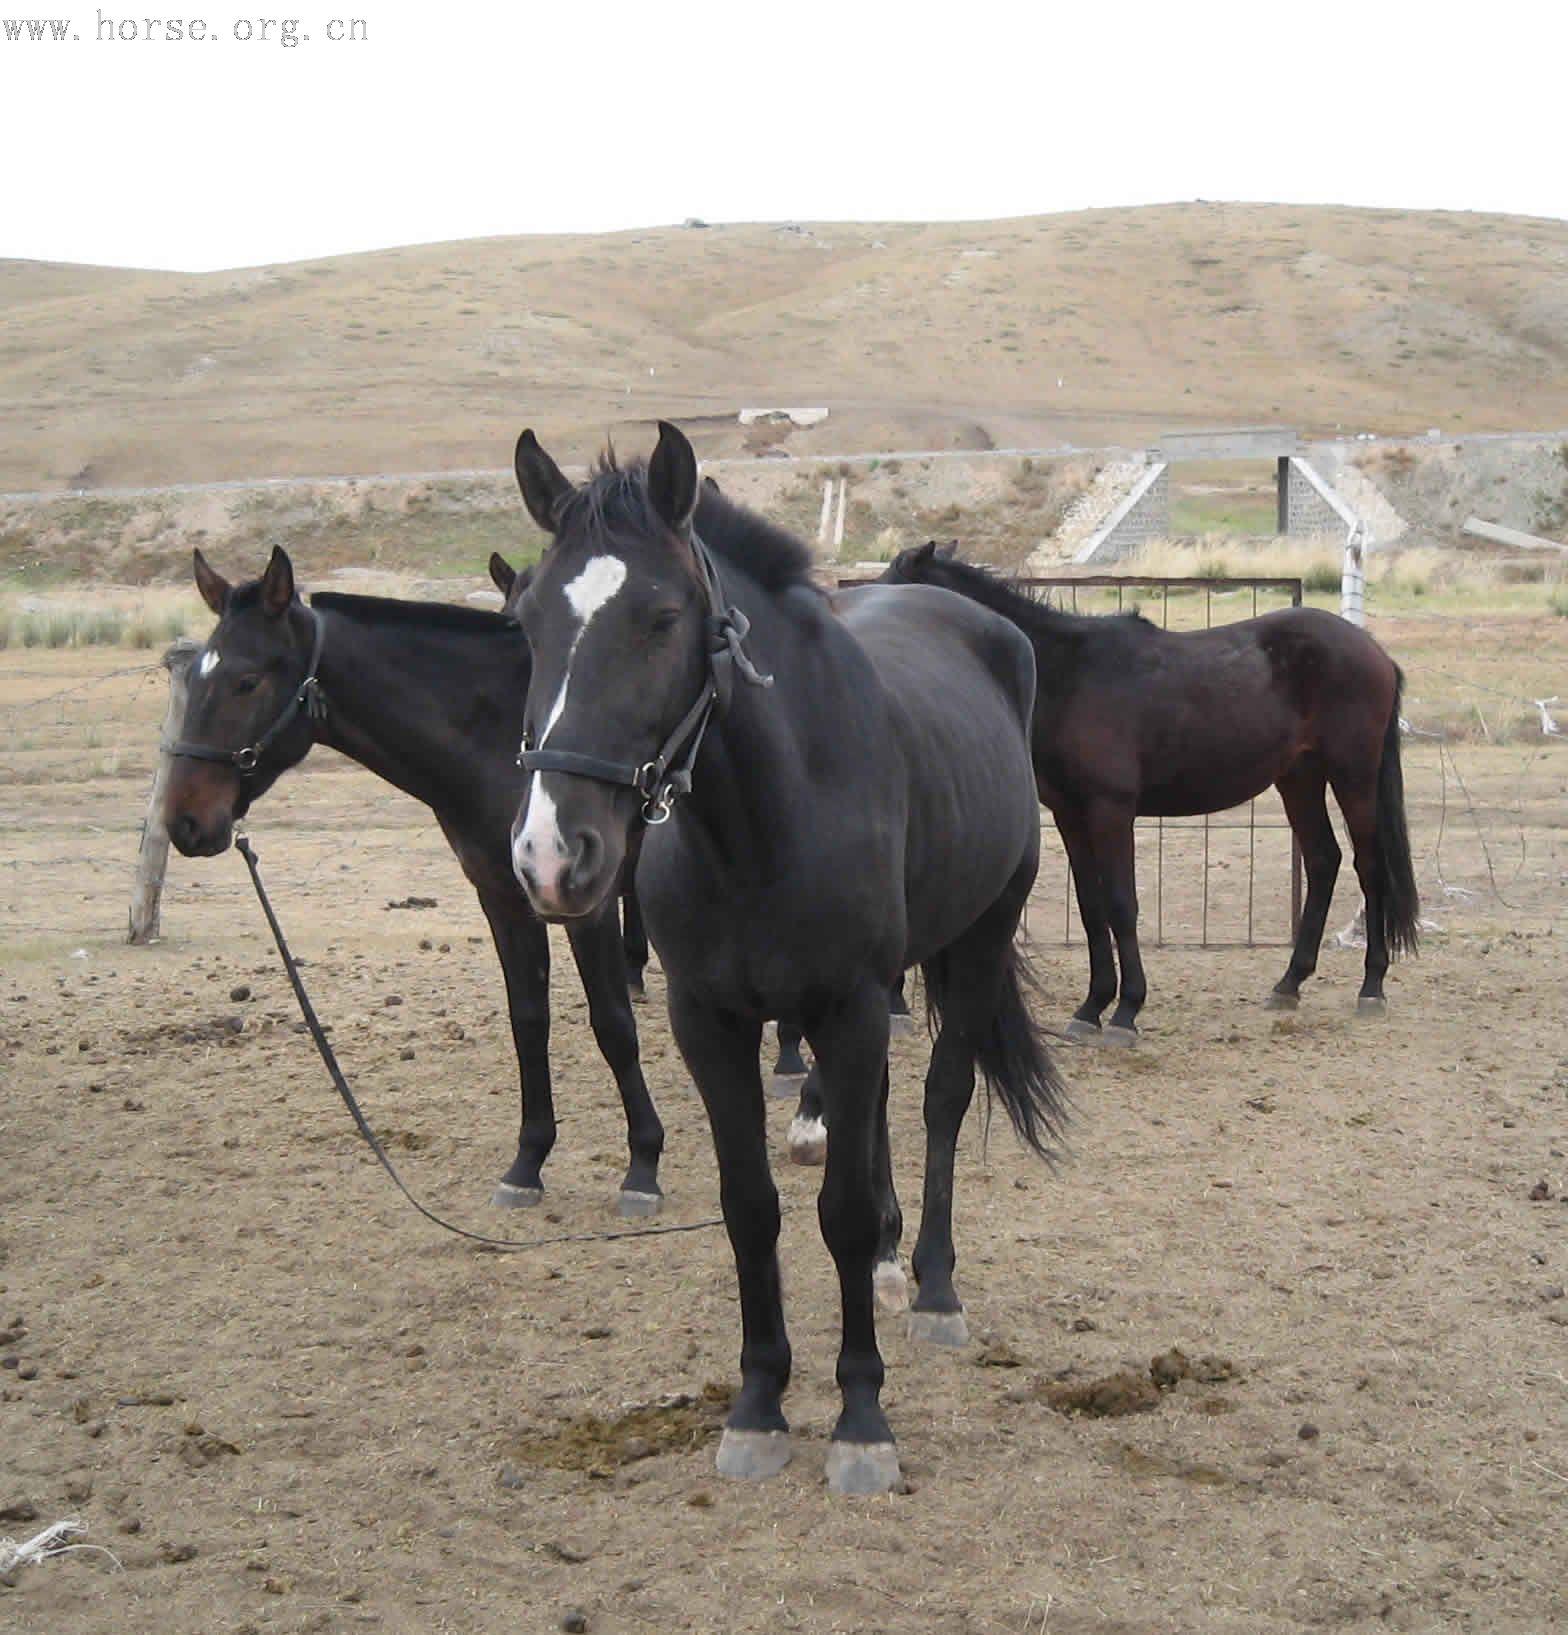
[1139,749,1294,817]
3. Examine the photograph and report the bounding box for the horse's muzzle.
[167,808,233,857]
[511,816,613,921]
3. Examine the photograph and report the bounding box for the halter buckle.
[234,746,259,772]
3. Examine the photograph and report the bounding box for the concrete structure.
[1155,426,1303,463]
[1071,463,1170,564]
[1280,456,1359,538]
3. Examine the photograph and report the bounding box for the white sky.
[3,0,1565,272]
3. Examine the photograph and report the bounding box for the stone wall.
[1072,464,1169,564]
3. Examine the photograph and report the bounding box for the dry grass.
[6,202,1568,492]
[0,584,199,650]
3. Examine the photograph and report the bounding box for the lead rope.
[234,831,726,1251]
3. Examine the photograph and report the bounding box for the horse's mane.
[567,451,817,593]
[310,591,519,636]
[895,550,1152,638]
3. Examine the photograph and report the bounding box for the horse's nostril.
[169,814,197,852]
[569,827,603,888]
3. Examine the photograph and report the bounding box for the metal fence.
[1013,574,1304,949]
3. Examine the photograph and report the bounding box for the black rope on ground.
[235,830,726,1253]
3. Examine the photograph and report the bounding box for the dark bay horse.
[504,423,1064,1494]
[883,543,1420,1041]
[162,546,664,1215]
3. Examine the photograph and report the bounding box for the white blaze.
[513,555,627,895]
[563,555,627,625]
[199,649,220,678]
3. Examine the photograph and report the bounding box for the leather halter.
[169,607,327,772]
[516,533,772,823]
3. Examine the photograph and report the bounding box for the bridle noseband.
[169,607,328,772]
[516,533,773,824]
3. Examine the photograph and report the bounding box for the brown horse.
[882,544,1420,1042]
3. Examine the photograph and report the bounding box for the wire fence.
[1012,574,1306,950]
[0,597,1562,951]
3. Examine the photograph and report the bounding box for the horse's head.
[507,423,710,921]
[164,545,320,857]
[880,539,958,586]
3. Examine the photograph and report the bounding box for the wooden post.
[128,637,200,945]
[833,477,847,550]
[818,478,834,545]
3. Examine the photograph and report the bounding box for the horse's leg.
[477,891,556,1209]
[786,1062,827,1166]
[564,911,664,1216]
[871,1061,908,1315]
[619,877,649,1003]
[1086,801,1145,1043]
[1054,809,1118,1039]
[804,978,900,1494]
[888,970,916,1036]
[1330,774,1391,1012]
[667,985,792,1480]
[1268,760,1340,1009]
[909,859,1039,1343]
[770,1019,810,1098]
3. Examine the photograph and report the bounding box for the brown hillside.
[3,203,1566,492]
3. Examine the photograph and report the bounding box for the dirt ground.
[2,630,1566,1635]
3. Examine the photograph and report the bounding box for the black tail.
[1377,668,1421,958]
[922,939,1069,1160]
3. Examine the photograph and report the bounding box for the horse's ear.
[192,547,231,616]
[701,473,722,498]
[648,421,699,536]
[907,541,938,570]
[488,551,517,597]
[514,430,573,536]
[259,545,295,618]
[936,539,958,559]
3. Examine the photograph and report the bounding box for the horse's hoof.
[908,1308,970,1347]
[888,1012,917,1038]
[628,982,648,1006]
[618,1190,662,1219]
[1063,1018,1102,1042]
[788,1114,827,1167]
[873,1259,909,1316]
[1357,996,1388,1017]
[1265,991,1299,1011]
[716,1428,791,1480]
[1099,1025,1138,1049]
[826,1441,902,1496]
[768,1070,808,1101]
[492,1182,544,1210]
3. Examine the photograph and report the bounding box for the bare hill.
[4,203,1567,492]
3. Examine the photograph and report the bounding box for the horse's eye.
[650,607,682,636]
[234,674,261,696]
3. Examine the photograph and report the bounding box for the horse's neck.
[935,571,1083,696]
[676,583,819,874]
[313,609,523,812]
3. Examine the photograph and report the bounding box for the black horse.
[162,546,664,1215]
[504,423,1064,1495]
[883,543,1420,1041]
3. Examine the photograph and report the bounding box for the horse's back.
[833,581,1036,732]
[834,582,1040,961]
